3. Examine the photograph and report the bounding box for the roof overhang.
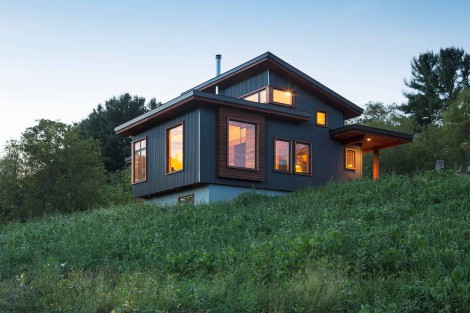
[330,124,413,153]
[188,52,363,119]
[115,91,311,136]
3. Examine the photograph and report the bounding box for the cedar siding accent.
[217,107,265,181]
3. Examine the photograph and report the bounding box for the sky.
[1,0,469,151]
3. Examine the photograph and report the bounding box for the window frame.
[273,138,292,173]
[240,87,269,104]
[269,86,295,107]
[294,140,312,176]
[316,110,328,127]
[178,194,194,204]
[165,122,184,175]
[226,118,259,171]
[345,148,357,170]
[131,137,147,184]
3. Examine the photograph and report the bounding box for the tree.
[401,47,470,129]
[80,93,161,172]
[442,88,470,165]
[1,120,106,221]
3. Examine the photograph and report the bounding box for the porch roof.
[330,124,413,153]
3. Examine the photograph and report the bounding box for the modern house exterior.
[115,52,412,204]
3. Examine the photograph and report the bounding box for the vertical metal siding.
[132,109,201,198]
[220,71,269,98]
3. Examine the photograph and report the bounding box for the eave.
[115,91,311,136]
[330,124,413,153]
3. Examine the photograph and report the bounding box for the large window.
[295,142,311,175]
[243,88,267,103]
[272,88,294,106]
[133,138,146,183]
[274,139,291,172]
[345,148,356,170]
[316,111,327,127]
[228,120,256,169]
[166,123,184,174]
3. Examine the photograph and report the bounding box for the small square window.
[316,111,327,127]
[178,194,194,204]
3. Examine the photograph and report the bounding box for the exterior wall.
[343,144,363,180]
[145,184,288,205]
[132,71,362,199]
[220,71,269,98]
[132,109,201,198]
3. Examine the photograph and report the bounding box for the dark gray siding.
[134,71,361,198]
[220,71,269,98]
[132,109,201,198]
[199,107,349,192]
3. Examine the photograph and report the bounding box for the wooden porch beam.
[373,146,380,181]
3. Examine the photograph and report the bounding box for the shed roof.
[330,124,413,153]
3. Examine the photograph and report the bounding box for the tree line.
[353,47,469,175]
[0,47,468,222]
[0,94,161,222]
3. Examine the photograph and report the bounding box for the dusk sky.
[1,0,469,151]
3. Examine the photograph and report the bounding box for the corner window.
[345,148,356,170]
[228,120,256,169]
[272,88,294,106]
[316,111,327,127]
[166,123,184,174]
[243,88,268,103]
[133,138,146,183]
[295,142,311,175]
[178,194,194,204]
[274,139,291,172]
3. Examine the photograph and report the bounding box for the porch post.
[373,146,380,181]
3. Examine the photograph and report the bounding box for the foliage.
[0,172,468,312]
[401,47,470,129]
[80,93,161,172]
[0,120,106,221]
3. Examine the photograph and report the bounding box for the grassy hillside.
[0,172,469,312]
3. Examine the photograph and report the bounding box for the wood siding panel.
[217,107,265,182]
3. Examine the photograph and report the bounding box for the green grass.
[0,171,469,312]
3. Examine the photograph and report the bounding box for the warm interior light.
[285,92,292,97]
[367,138,371,142]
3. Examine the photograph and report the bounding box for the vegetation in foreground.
[0,171,469,312]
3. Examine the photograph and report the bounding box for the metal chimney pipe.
[215,54,221,94]
[216,54,221,76]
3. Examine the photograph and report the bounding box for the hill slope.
[1,172,469,312]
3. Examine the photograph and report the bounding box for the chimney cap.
[215,54,222,59]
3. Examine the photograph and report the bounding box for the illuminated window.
[274,139,291,172]
[243,88,267,103]
[133,138,146,183]
[272,88,294,106]
[345,148,356,170]
[316,111,327,126]
[228,120,256,169]
[167,123,184,173]
[295,142,311,175]
[178,194,194,204]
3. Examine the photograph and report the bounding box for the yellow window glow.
[273,89,293,106]
[133,139,146,183]
[345,148,356,170]
[167,124,184,173]
[317,111,327,126]
[295,142,310,174]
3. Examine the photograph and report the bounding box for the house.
[115,52,412,204]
